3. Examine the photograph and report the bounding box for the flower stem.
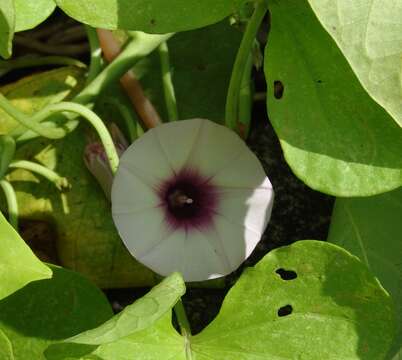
[8,160,70,191]
[159,41,178,121]
[238,53,254,138]
[85,25,103,85]
[103,97,138,142]
[0,135,16,180]
[0,180,19,230]
[173,299,191,336]
[225,0,268,132]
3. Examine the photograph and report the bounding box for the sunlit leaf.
[14,0,56,32]
[55,0,241,33]
[264,0,402,196]
[308,0,402,128]
[45,241,394,359]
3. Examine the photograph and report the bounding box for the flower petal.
[182,119,247,177]
[112,207,170,259]
[216,187,274,235]
[112,166,160,214]
[118,129,173,187]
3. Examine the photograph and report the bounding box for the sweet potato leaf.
[0,211,51,300]
[264,0,402,197]
[328,188,402,359]
[45,241,395,359]
[14,0,56,32]
[54,0,241,33]
[308,0,402,128]
[0,264,113,360]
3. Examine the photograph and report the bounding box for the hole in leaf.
[277,305,293,317]
[274,81,284,99]
[276,268,297,280]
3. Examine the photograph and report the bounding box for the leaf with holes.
[328,187,402,359]
[44,240,395,360]
[54,0,242,33]
[308,0,402,128]
[14,0,56,32]
[264,0,402,197]
[0,0,14,59]
[0,264,113,360]
[0,211,51,301]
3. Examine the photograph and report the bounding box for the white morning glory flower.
[111,119,274,282]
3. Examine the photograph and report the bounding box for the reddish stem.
[96,29,162,129]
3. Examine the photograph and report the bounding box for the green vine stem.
[85,25,103,85]
[1,97,119,172]
[103,97,138,142]
[159,41,178,121]
[39,102,120,173]
[0,135,16,180]
[8,160,70,191]
[0,180,19,229]
[238,53,254,138]
[225,0,268,132]
[173,300,192,358]
[11,33,173,142]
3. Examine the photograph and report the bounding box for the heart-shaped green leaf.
[0,264,113,360]
[308,0,402,128]
[328,188,402,359]
[0,211,51,301]
[0,0,14,59]
[45,241,395,359]
[14,0,56,32]
[264,0,402,197]
[54,0,240,33]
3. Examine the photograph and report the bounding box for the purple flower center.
[157,168,219,232]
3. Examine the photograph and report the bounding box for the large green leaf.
[0,0,14,59]
[45,241,395,359]
[0,265,113,360]
[14,0,56,32]
[264,0,402,197]
[192,240,394,359]
[128,19,242,124]
[308,0,402,128]
[0,211,51,300]
[68,272,185,344]
[55,0,240,33]
[328,188,402,359]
